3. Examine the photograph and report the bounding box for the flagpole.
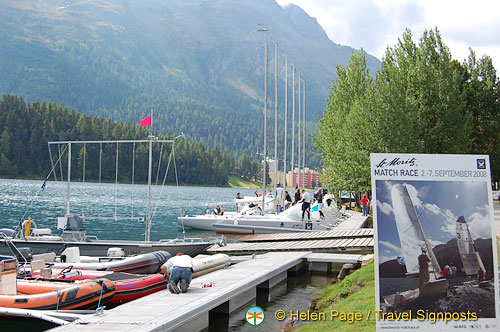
[150,109,153,137]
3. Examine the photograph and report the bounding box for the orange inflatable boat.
[2,279,115,310]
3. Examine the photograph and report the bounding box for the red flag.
[140,115,152,127]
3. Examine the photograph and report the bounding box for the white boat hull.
[384,279,448,309]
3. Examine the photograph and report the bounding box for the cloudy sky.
[375,180,493,264]
[276,0,500,70]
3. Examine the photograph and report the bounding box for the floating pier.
[49,252,310,332]
[207,228,373,255]
[48,251,373,332]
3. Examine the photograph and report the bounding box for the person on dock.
[325,192,334,207]
[214,204,225,216]
[418,248,430,290]
[294,186,301,205]
[300,189,311,221]
[275,184,284,214]
[315,188,325,219]
[284,191,292,210]
[161,253,194,294]
[360,195,369,216]
[236,192,242,212]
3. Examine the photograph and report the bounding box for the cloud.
[380,240,401,254]
[379,254,396,264]
[423,203,441,215]
[377,200,393,215]
[276,0,500,72]
[467,204,492,239]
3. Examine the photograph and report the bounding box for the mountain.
[0,0,381,167]
[379,238,494,278]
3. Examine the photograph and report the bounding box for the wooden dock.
[235,228,373,242]
[49,252,309,332]
[207,236,374,255]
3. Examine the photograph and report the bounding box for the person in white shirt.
[161,253,194,294]
[300,189,311,221]
[275,184,284,214]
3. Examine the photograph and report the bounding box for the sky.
[375,180,493,265]
[276,0,500,70]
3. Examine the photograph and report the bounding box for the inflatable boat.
[1,279,115,310]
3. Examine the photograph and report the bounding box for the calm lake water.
[0,178,258,241]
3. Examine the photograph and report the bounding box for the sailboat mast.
[297,73,301,188]
[291,65,295,188]
[274,42,278,191]
[283,56,288,191]
[66,142,71,216]
[258,28,268,212]
[302,80,306,187]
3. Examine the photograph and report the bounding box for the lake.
[0,178,259,241]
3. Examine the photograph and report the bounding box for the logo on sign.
[477,159,486,169]
[305,223,312,230]
[245,306,265,326]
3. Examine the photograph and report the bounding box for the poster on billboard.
[371,153,499,331]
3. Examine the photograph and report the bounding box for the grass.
[295,262,376,332]
[227,176,262,189]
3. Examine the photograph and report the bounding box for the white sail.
[456,216,486,276]
[391,184,441,275]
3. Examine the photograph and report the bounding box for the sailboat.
[177,29,342,234]
[456,216,490,286]
[0,137,221,257]
[382,184,448,309]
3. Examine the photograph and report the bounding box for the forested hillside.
[0,95,261,186]
[0,0,381,170]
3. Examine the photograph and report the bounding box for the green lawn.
[296,263,376,332]
[227,176,262,189]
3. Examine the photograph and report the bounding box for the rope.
[155,142,164,187]
[131,142,135,220]
[98,143,102,219]
[58,144,64,181]
[48,144,57,181]
[16,143,68,231]
[151,143,174,220]
[81,143,86,218]
[56,290,61,311]
[96,279,105,312]
[114,143,119,221]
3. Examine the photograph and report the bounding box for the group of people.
[215,187,338,221]
[418,248,492,289]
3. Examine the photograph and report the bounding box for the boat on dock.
[29,253,231,306]
[178,199,345,234]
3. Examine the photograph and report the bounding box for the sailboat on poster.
[456,215,491,287]
[382,183,448,309]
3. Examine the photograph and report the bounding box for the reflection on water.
[229,272,335,332]
[0,178,258,241]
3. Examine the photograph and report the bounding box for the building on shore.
[265,158,320,189]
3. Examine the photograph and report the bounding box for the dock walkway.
[235,228,373,243]
[50,252,309,332]
[207,237,373,255]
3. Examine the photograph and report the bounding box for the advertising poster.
[371,153,499,331]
